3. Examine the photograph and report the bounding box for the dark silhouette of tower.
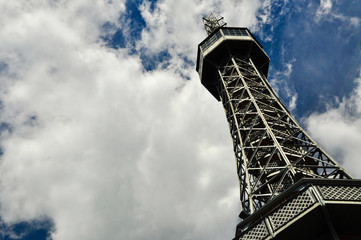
[197,14,361,240]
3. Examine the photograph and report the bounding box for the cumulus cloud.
[138,0,262,59]
[305,68,361,178]
[0,0,266,240]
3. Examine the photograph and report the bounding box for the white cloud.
[269,58,298,112]
[256,0,272,26]
[138,0,262,60]
[288,94,297,112]
[315,0,333,21]
[0,0,265,240]
[350,17,361,27]
[305,68,361,178]
[315,0,361,27]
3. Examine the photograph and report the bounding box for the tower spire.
[203,13,227,35]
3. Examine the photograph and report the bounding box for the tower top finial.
[203,13,227,35]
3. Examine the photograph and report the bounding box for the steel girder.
[216,56,352,215]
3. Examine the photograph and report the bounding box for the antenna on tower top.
[203,13,227,35]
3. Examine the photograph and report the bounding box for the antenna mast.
[203,13,227,35]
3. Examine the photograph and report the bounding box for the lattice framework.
[203,13,227,36]
[216,56,352,215]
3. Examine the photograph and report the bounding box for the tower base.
[234,179,361,240]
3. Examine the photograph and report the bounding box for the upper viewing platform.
[199,28,260,54]
[196,25,270,101]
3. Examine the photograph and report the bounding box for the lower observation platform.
[235,179,361,240]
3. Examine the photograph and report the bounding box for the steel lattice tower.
[197,14,361,240]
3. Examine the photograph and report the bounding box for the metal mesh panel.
[319,185,361,201]
[239,221,269,240]
[269,191,314,230]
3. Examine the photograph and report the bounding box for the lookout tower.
[197,13,361,240]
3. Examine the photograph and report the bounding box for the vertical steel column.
[218,67,254,213]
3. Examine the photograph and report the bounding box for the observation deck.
[196,27,270,101]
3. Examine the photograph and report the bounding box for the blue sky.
[259,1,361,118]
[0,0,360,239]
